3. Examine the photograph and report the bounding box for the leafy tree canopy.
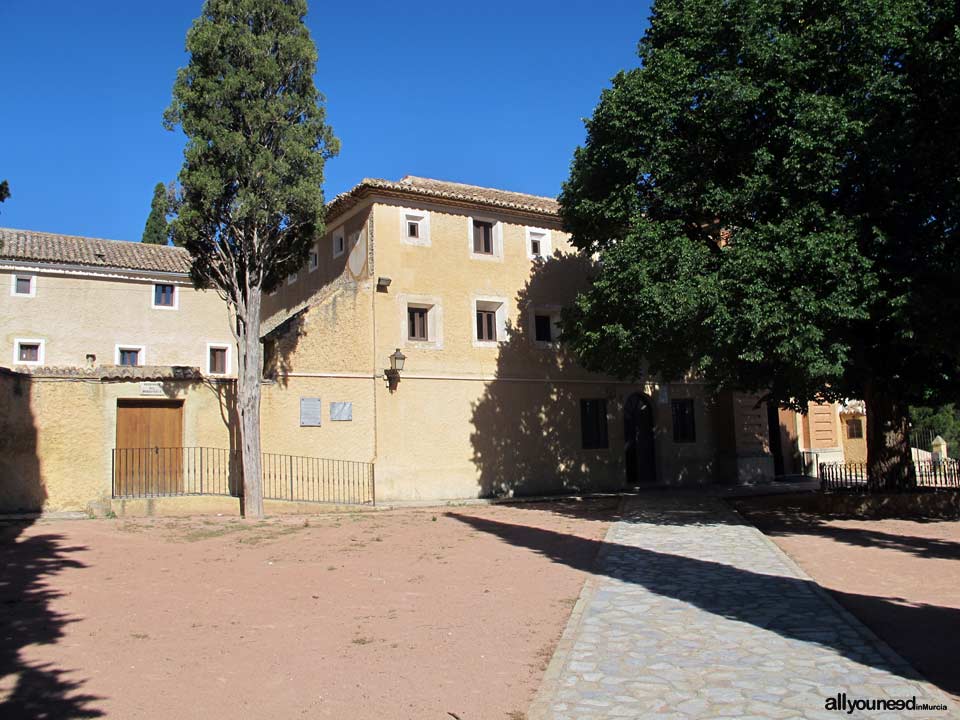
[141,182,170,244]
[0,180,9,203]
[561,0,960,413]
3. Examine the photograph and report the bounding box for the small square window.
[846,418,863,439]
[671,399,696,443]
[473,220,494,255]
[119,348,141,366]
[476,310,497,342]
[407,221,420,239]
[581,399,609,449]
[534,314,553,342]
[408,307,428,341]
[14,276,33,296]
[18,343,40,363]
[153,284,175,307]
[209,347,227,375]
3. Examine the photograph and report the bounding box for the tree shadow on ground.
[0,521,103,718]
[446,510,956,695]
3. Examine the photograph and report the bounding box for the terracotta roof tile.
[0,227,192,274]
[328,176,560,219]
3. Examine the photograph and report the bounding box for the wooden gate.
[114,400,184,496]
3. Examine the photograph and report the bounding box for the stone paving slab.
[529,495,957,720]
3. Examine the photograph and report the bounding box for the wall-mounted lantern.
[385,348,406,392]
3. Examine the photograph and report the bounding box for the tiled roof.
[0,227,192,274]
[327,175,560,219]
[2,365,206,381]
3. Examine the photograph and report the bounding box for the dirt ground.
[730,494,960,703]
[0,499,618,720]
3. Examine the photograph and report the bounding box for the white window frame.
[526,227,553,260]
[10,273,36,297]
[115,344,146,367]
[13,338,45,366]
[402,209,431,247]
[472,295,508,347]
[332,227,346,258]
[308,246,319,272]
[206,342,232,376]
[467,216,504,261]
[151,282,179,310]
[398,294,443,350]
[528,305,562,348]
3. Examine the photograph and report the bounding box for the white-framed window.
[308,247,319,271]
[402,210,431,247]
[398,294,443,349]
[472,296,508,347]
[206,343,231,375]
[529,306,562,347]
[332,227,345,258]
[151,283,178,309]
[115,344,145,367]
[467,216,503,260]
[13,338,44,366]
[526,227,552,260]
[10,273,36,297]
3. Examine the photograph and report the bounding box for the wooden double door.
[115,400,184,496]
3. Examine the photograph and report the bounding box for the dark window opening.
[476,310,497,341]
[119,348,140,366]
[671,398,696,443]
[473,220,494,254]
[18,343,39,362]
[408,221,419,238]
[534,314,553,342]
[846,418,863,439]
[581,398,609,449]
[408,307,428,341]
[154,284,175,307]
[15,276,32,295]
[531,236,542,257]
[209,347,227,374]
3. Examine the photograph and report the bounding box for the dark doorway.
[766,402,785,476]
[624,393,656,484]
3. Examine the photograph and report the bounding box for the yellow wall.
[0,372,235,514]
[0,269,234,372]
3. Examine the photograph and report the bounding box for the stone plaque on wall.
[299,397,322,426]
[140,382,164,396]
[330,402,353,421]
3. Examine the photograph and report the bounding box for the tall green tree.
[164,0,338,517]
[0,180,9,203]
[560,0,960,490]
[141,182,170,244]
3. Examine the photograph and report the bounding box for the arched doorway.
[624,393,656,484]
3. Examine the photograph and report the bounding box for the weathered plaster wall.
[0,270,234,371]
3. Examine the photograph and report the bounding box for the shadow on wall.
[469,253,627,498]
[0,370,44,513]
[447,509,951,691]
[0,518,102,714]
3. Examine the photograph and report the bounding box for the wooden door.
[115,401,184,496]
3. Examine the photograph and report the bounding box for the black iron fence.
[112,447,374,505]
[820,459,960,491]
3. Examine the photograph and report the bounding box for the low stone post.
[932,435,948,461]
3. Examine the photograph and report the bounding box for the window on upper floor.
[408,306,429,341]
[473,298,506,346]
[153,283,176,308]
[12,274,35,297]
[846,418,863,439]
[117,346,144,367]
[403,211,431,246]
[477,309,497,342]
[309,248,319,271]
[671,398,696,443]
[527,228,552,260]
[473,220,494,255]
[208,345,229,375]
[534,314,553,342]
[333,228,345,258]
[581,399,609,449]
[14,339,44,365]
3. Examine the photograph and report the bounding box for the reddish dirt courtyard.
[730,494,960,704]
[0,500,617,720]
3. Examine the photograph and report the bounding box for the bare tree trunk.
[236,287,264,518]
[864,378,916,492]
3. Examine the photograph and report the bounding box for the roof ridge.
[396,175,558,202]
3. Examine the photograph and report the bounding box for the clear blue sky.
[0,1,650,241]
